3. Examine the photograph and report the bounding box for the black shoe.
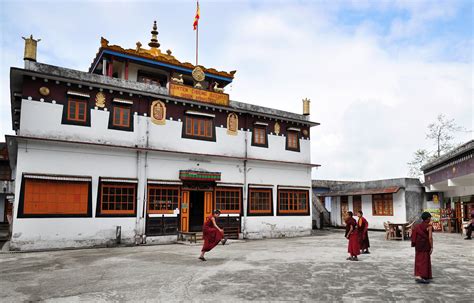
[221,238,228,245]
[464,237,472,240]
[415,278,429,284]
[199,256,207,261]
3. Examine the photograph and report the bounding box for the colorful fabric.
[193,2,200,30]
[201,215,223,252]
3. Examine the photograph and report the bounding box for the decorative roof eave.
[89,38,236,82]
[421,140,474,172]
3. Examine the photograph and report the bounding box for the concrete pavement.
[0,229,472,302]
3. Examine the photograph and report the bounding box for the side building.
[421,140,473,234]
[314,178,424,229]
[6,23,319,251]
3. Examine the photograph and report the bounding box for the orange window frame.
[112,106,131,127]
[215,187,241,214]
[372,194,393,216]
[67,99,87,122]
[147,185,180,214]
[278,190,309,214]
[100,183,136,215]
[248,188,272,214]
[185,116,213,138]
[253,127,266,145]
[23,179,89,215]
[287,132,298,149]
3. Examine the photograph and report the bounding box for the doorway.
[189,191,205,232]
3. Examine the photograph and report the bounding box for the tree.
[408,114,465,178]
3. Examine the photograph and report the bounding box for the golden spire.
[148,21,160,48]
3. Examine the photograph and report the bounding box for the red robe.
[411,222,432,279]
[201,215,224,252]
[357,216,370,250]
[345,217,360,256]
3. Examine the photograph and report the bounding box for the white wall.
[19,99,311,164]
[10,139,312,250]
[329,190,408,230]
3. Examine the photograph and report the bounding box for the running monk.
[199,210,227,261]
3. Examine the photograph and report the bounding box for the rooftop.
[421,140,474,172]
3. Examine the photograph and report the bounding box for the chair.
[384,222,395,240]
[404,219,417,239]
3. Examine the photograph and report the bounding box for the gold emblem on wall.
[39,86,50,96]
[192,66,205,82]
[151,100,166,125]
[274,122,281,135]
[303,129,309,137]
[95,92,106,108]
[227,113,238,136]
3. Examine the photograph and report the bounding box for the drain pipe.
[242,117,249,239]
[141,117,150,243]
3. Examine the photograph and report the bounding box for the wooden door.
[341,196,348,224]
[180,191,190,232]
[455,202,462,233]
[204,192,213,221]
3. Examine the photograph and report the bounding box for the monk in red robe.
[411,212,433,283]
[345,211,360,261]
[357,210,370,254]
[199,210,227,261]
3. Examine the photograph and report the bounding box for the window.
[252,127,267,147]
[248,188,273,215]
[19,178,91,217]
[67,99,87,122]
[183,116,214,140]
[353,195,362,214]
[286,131,299,151]
[278,190,309,215]
[137,71,167,87]
[372,194,393,216]
[99,183,136,216]
[215,187,241,214]
[113,106,131,127]
[148,186,180,214]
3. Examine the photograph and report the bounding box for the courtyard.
[0,230,472,302]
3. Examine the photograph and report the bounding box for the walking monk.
[411,212,433,284]
[357,210,370,254]
[345,211,360,261]
[199,210,227,261]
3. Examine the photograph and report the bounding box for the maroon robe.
[411,222,432,279]
[201,215,224,252]
[357,216,370,250]
[345,217,360,256]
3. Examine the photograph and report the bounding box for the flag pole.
[196,23,198,66]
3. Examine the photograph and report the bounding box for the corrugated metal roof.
[318,186,401,197]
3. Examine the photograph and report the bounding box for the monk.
[345,211,360,261]
[464,212,474,240]
[357,210,370,254]
[199,210,227,261]
[411,212,433,284]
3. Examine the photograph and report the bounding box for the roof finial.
[148,20,160,48]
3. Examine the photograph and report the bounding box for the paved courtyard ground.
[0,229,472,302]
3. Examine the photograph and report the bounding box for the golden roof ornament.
[192,66,205,82]
[148,21,160,48]
[22,35,41,62]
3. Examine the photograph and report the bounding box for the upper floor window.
[137,71,167,87]
[183,115,215,141]
[286,131,299,151]
[113,106,131,127]
[67,99,87,122]
[252,126,268,147]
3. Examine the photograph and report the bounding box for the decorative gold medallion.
[192,66,205,82]
[452,166,456,174]
[151,100,166,125]
[303,129,309,136]
[39,86,50,96]
[227,113,238,136]
[95,92,106,108]
[274,122,280,135]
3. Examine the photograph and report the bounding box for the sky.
[0,0,472,181]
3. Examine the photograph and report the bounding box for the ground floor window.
[372,194,393,216]
[248,188,273,215]
[98,182,137,216]
[215,187,241,214]
[19,177,91,217]
[278,190,309,215]
[352,195,362,214]
[148,185,180,214]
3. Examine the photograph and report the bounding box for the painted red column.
[125,60,129,80]
[108,57,114,77]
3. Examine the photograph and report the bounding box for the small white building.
[6,23,320,251]
[314,178,424,229]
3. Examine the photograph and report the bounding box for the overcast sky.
[0,0,472,181]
